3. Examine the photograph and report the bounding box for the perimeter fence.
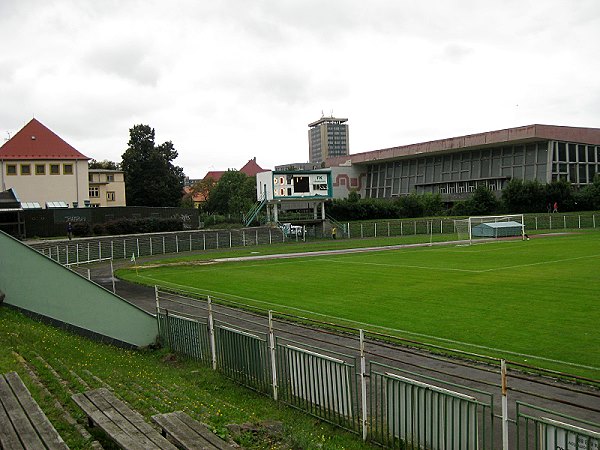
[27,213,599,264]
[28,226,285,265]
[155,287,600,450]
[343,212,598,239]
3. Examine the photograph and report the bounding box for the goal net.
[454,214,525,244]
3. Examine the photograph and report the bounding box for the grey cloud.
[83,42,160,86]
[440,44,473,63]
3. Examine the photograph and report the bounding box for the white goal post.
[454,214,526,244]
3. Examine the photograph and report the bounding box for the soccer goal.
[454,214,525,244]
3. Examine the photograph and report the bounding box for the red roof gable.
[240,157,267,177]
[202,158,269,181]
[0,118,89,160]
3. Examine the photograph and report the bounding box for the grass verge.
[0,306,374,449]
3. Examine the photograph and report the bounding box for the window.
[50,164,60,175]
[89,186,100,198]
[6,164,17,175]
[35,164,45,175]
[63,164,73,175]
[106,174,114,182]
[106,191,115,201]
[20,164,31,175]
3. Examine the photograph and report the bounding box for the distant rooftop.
[308,116,348,128]
[327,124,600,166]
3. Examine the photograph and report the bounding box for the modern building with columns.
[326,124,600,203]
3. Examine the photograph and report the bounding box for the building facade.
[88,169,126,207]
[308,116,349,164]
[326,124,600,202]
[0,119,90,207]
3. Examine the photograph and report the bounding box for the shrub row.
[71,217,184,237]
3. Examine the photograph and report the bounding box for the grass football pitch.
[122,231,600,378]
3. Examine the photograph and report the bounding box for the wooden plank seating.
[0,371,69,449]
[71,387,177,450]
[151,411,235,450]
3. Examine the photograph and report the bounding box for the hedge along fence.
[342,212,599,239]
[28,226,285,265]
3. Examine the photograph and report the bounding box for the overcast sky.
[2,1,599,178]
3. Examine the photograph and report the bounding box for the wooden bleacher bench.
[152,411,235,449]
[71,387,177,450]
[0,371,69,449]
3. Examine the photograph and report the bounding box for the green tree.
[89,159,120,170]
[545,180,575,212]
[502,179,546,213]
[192,177,217,212]
[454,185,500,216]
[574,175,600,211]
[206,171,256,218]
[396,194,424,218]
[121,125,185,207]
[469,185,500,215]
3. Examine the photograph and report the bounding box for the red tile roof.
[239,157,267,177]
[183,186,207,202]
[203,170,226,182]
[0,118,89,160]
[203,158,268,181]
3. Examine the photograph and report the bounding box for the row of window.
[6,163,73,176]
[89,173,115,182]
[89,186,116,201]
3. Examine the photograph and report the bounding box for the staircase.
[243,195,267,227]
[325,214,348,238]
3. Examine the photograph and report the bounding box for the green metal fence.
[276,337,360,432]
[157,311,211,364]
[155,288,599,450]
[516,402,600,450]
[369,362,494,450]
[215,325,272,394]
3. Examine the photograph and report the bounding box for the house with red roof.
[0,119,92,208]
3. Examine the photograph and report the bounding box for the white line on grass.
[318,253,600,274]
[316,258,481,273]
[478,253,600,272]
[139,274,600,372]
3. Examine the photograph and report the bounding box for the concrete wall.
[0,230,157,347]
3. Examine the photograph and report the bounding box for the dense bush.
[72,222,91,237]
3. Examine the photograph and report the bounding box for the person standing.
[553,201,558,213]
[67,222,73,240]
[331,226,337,239]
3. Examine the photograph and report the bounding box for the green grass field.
[120,231,600,379]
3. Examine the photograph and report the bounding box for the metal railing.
[341,213,598,239]
[154,287,600,450]
[28,226,285,264]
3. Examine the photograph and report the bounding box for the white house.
[0,118,90,208]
